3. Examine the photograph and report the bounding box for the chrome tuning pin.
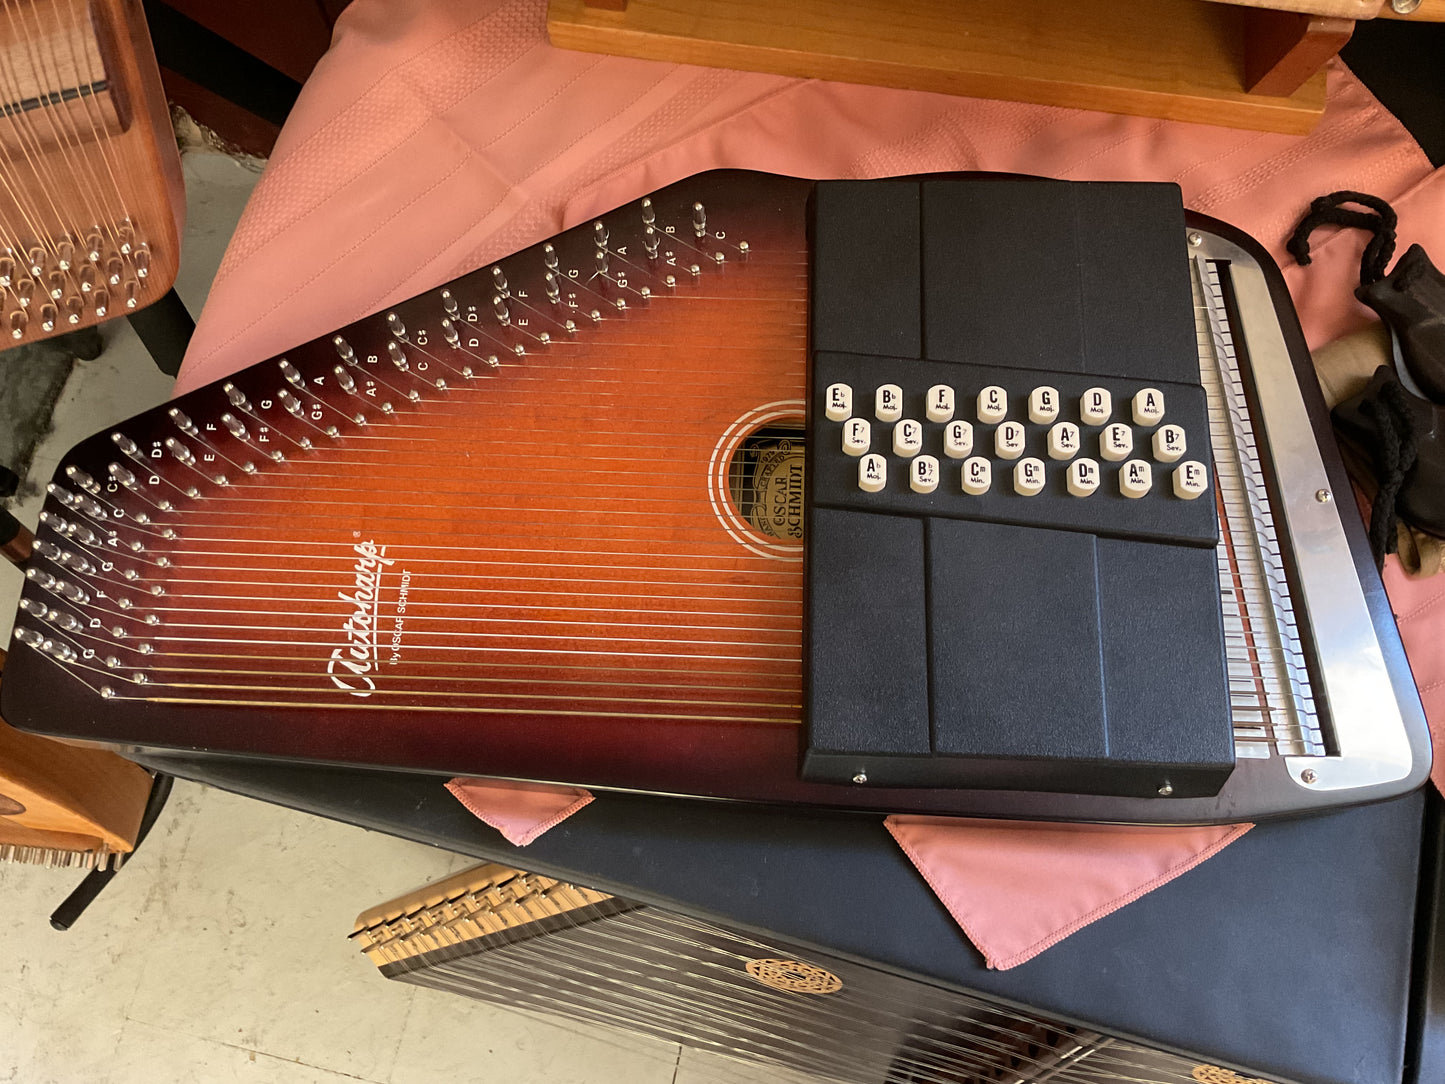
[386,313,405,338]
[641,198,655,226]
[692,201,707,237]
[643,227,659,259]
[492,296,510,327]
[279,359,307,389]
[333,335,356,363]
[492,266,508,297]
[593,222,608,250]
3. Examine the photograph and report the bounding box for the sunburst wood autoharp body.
[0,0,182,344]
[0,170,1429,824]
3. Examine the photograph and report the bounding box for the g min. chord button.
[1047,421,1080,460]
[876,384,903,422]
[843,417,871,456]
[1101,423,1133,462]
[825,383,853,421]
[994,421,1026,460]
[962,456,992,495]
[1173,460,1209,500]
[1028,386,1059,424]
[1081,387,1112,425]
[1067,458,1100,497]
[977,385,1007,424]
[893,419,923,457]
[910,455,940,493]
[926,385,955,423]
[1013,457,1045,496]
[943,420,974,459]
[1132,388,1165,426]
[859,453,887,492]
[1153,424,1186,463]
[1120,459,1153,499]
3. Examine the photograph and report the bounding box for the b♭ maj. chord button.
[1120,459,1153,499]
[926,385,955,423]
[962,456,992,495]
[1153,424,1186,463]
[944,420,974,459]
[1067,458,1100,497]
[1133,388,1165,426]
[893,419,923,457]
[843,417,871,456]
[859,453,887,492]
[911,455,940,493]
[1173,460,1209,499]
[876,384,903,422]
[1013,457,1045,496]
[825,383,852,422]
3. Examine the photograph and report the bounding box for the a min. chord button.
[1133,388,1165,426]
[1120,459,1153,499]
[977,385,1007,424]
[995,421,1026,460]
[1067,458,1100,497]
[825,383,853,421]
[1173,460,1209,500]
[911,455,940,494]
[1081,387,1112,425]
[1153,424,1186,463]
[926,384,956,423]
[876,384,903,422]
[1028,386,1059,424]
[943,420,974,459]
[1047,421,1080,460]
[962,456,992,495]
[859,453,887,492]
[893,419,924,457]
[1101,423,1133,462]
[1013,457,1046,496]
[843,417,871,456]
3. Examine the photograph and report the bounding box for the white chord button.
[859,453,887,492]
[911,455,940,493]
[893,419,923,457]
[1081,387,1112,425]
[1067,458,1100,497]
[962,456,992,495]
[995,421,1026,460]
[1133,388,1165,426]
[843,417,871,456]
[1173,460,1209,500]
[977,385,1007,424]
[943,420,974,459]
[876,384,903,422]
[1028,386,1059,424]
[1013,457,1045,496]
[1120,458,1153,499]
[1047,421,1080,461]
[1100,423,1133,462]
[926,384,955,423]
[1153,424,1186,463]
[825,383,852,422]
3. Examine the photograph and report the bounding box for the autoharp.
[0,171,1429,824]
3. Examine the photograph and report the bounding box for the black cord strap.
[1287,190,1399,286]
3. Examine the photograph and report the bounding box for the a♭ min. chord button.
[926,385,955,423]
[911,455,940,493]
[1067,458,1100,497]
[1047,421,1080,460]
[1120,459,1153,499]
[893,419,923,457]
[1101,423,1133,462]
[843,417,871,456]
[1153,424,1186,463]
[876,384,903,422]
[977,385,1007,424]
[943,420,974,459]
[825,383,852,422]
[962,456,992,495]
[1013,457,1045,496]
[1133,388,1165,426]
[859,453,887,492]
[995,421,1026,460]
[1173,460,1209,500]
[1081,387,1112,425]
[1028,386,1060,424]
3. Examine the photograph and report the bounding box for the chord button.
[977,385,1007,424]
[893,419,924,457]
[1120,459,1153,499]
[876,384,903,422]
[1047,421,1080,461]
[1013,457,1045,496]
[825,383,853,421]
[1100,423,1133,462]
[1173,460,1210,500]
[1028,386,1059,424]
[843,418,872,456]
[926,384,955,423]
[910,455,940,493]
[1133,387,1165,426]
[943,420,974,459]
[1081,387,1112,425]
[859,453,887,492]
[994,421,1026,460]
[962,456,992,495]
[1067,458,1100,497]
[1153,424,1186,463]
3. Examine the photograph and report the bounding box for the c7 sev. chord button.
[1120,459,1153,498]
[962,456,992,495]
[1013,457,1045,496]
[911,455,940,493]
[843,417,871,456]
[859,453,887,492]
[943,420,974,459]
[1173,460,1209,499]
[893,419,923,457]
[926,384,955,423]
[825,383,852,422]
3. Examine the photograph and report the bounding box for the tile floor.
[0,149,826,1084]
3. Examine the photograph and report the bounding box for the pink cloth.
[179,0,1445,968]
[446,778,592,846]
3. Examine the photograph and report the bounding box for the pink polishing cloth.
[446,778,592,847]
[177,0,1445,968]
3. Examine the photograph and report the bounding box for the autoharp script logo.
[328,540,396,697]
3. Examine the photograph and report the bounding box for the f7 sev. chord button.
[843,417,871,456]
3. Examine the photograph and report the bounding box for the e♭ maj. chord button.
[911,455,940,493]
[1120,459,1153,499]
[926,385,955,423]
[1153,424,1186,463]
[843,417,871,456]
[1028,386,1059,424]
[1067,458,1100,497]
[825,383,852,422]
[977,385,1007,424]
[1047,421,1080,460]
[1081,387,1112,425]
[1013,457,1045,496]
[1101,423,1133,462]
[1173,460,1209,500]
[1133,388,1165,426]
[995,421,1026,460]
[962,456,992,495]
[943,420,974,459]
[876,384,903,422]
[859,453,887,492]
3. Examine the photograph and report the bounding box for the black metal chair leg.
[126,289,195,376]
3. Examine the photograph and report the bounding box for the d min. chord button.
[1047,421,1079,460]
[962,456,992,495]
[875,384,903,422]
[825,383,853,422]
[1153,424,1186,463]
[926,385,955,423]
[977,385,1007,424]
[910,455,939,493]
[1081,387,1112,425]
[1100,423,1133,462]
[1133,388,1165,426]
[1067,458,1100,497]
[1120,459,1153,499]
[842,418,871,456]
[994,421,1026,460]
[1173,460,1209,499]
[1013,457,1045,496]
[858,453,887,492]
[943,420,974,459]
[893,419,923,457]
[1028,386,1059,424]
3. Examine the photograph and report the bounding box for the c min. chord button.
[825,383,853,421]
[1100,423,1133,462]
[926,384,956,423]
[893,419,924,457]
[977,385,1007,424]
[1067,458,1100,497]
[1013,457,1045,496]
[1153,424,1186,463]
[1047,421,1080,460]
[843,417,871,456]
[962,456,992,495]
[1173,460,1209,500]
[1028,386,1059,424]
[876,384,903,422]
[995,421,1026,460]
[1081,387,1112,425]
[943,420,974,459]
[1132,388,1165,426]
[859,453,887,492]
[911,455,940,494]
[1120,459,1153,499]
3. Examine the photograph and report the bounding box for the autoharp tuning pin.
[84,228,103,262]
[38,303,56,332]
[164,437,197,466]
[33,539,60,561]
[333,335,356,362]
[110,432,138,456]
[14,277,33,308]
[168,407,198,435]
[55,238,74,271]
[58,548,97,576]
[107,256,123,286]
[492,295,510,326]
[27,246,44,277]
[45,484,78,508]
[63,294,83,325]
[41,638,78,664]
[543,243,559,272]
[594,248,609,276]
[641,198,655,226]
[122,281,139,310]
[593,222,608,251]
[132,245,150,280]
[44,609,84,634]
[223,383,252,411]
[643,227,659,259]
[221,413,248,441]
[79,264,97,293]
[18,596,46,616]
[117,219,136,255]
[441,290,459,317]
[47,270,65,301]
[279,389,306,418]
[386,312,405,338]
[66,466,100,493]
[491,266,508,297]
[692,201,706,236]
[386,341,409,371]
[93,289,109,318]
[0,255,12,286]
[544,272,561,303]
[333,366,356,394]
[8,309,25,339]
[441,318,460,348]
[279,358,306,389]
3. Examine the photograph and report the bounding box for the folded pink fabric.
[446,778,592,846]
[179,0,1445,968]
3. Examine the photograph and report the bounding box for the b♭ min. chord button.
[943,420,974,459]
[1013,457,1045,496]
[1173,460,1209,500]
[825,383,852,422]
[1133,388,1165,426]
[1120,459,1153,499]
[995,421,1026,460]
[962,456,992,495]
[893,419,923,457]
[926,385,955,423]
[1101,423,1133,462]
[1047,421,1080,461]
[911,455,940,493]
[1067,458,1100,497]
[977,385,1007,424]
[1153,424,1186,463]
[843,417,871,456]
[876,384,903,422]
[859,453,887,492]
[1081,387,1112,425]
[1028,386,1059,424]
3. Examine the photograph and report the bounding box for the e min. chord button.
[876,384,903,422]
[926,385,955,423]
[859,453,887,492]
[1120,459,1153,499]
[843,417,871,456]
[825,383,852,421]
[1173,460,1209,500]
[893,419,923,457]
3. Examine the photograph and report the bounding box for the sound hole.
[744,957,842,994]
[727,421,805,545]
[0,792,25,816]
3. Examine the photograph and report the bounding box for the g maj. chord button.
[825,383,853,422]
[876,384,903,422]
[1153,424,1186,463]
[977,385,1007,424]
[843,417,871,456]
[1120,459,1153,499]
[962,456,992,495]
[1028,386,1059,424]
[1101,423,1133,462]
[858,453,887,492]
[1013,457,1045,496]
[926,385,955,423]
[910,455,940,493]
[1173,460,1209,500]
[943,420,974,459]
[1047,421,1080,461]
[893,419,923,457]
[1067,458,1100,497]
[994,421,1026,460]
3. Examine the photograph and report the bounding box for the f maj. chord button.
[1120,459,1153,499]
[842,417,871,456]
[858,453,887,492]
[943,420,974,459]
[1067,458,1100,497]
[962,456,991,495]
[910,455,939,493]
[1173,460,1209,499]
[825,383,853,422]
[926,384,955,423]
[1013,457,1045,496]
